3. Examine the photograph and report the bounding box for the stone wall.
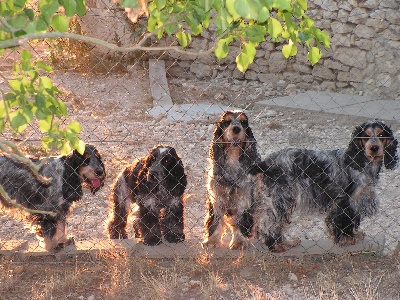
[79,0,400,98]
[165,0,400,98]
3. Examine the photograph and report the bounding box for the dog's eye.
[240,120,248,127]
[221,121,231,127]
[377,132,386,138]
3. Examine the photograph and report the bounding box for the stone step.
[0,235,385,260]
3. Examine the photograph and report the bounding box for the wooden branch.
[0,31,217,56]
[0,140,52,186]
[0,185,56,217]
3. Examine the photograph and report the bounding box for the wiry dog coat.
[108,145,187,246]
[0,144,105,251]
[202,110,270,249]
[251,121,398,252]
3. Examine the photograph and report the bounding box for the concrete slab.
[147,59,243,121]
[148,59,173,106]
[255,91,400,121]
[0,235,384,260]
[147,103,244,121]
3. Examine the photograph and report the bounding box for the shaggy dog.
[251,121,398,252]
[0,144,106,251]
[108,145,187,246]
[202,110,267,249]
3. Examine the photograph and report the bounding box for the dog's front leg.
[162,199,185,243]
[202,193,224,248]
[138,204,162,246]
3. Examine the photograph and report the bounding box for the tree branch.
[0,185,56,217]
[0,31,218,56]
[0,140,52,186]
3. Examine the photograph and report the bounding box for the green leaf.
[297,0,307,10]
[267,17,283,40]
[214,36,233,59]
[282,42,297,58]
[60,0,77,17]
[214,7,232,34]
[298,31,309,42]
[67,120,82,133]
[273,0,291,10]
[20,49,32,62]
[39,76,54,90]
[232,0,262,20]
[39,118,52,132]
[225,0,241,20]
[202,0,214,12]
[37,61,53,72]
[8,14,28,28]
[307,46,322,65]
[260,0,274,10]
[8,79,22,92]
[236,52,250,73]
[51,14,69,32]
[122,0,137,7]
[9,111,28,133]
[176,31,191,48]
[244,24,267,43]
[154,0,166,10]
[56,100,68,115]
[60,142,72,155]
[242,42,257,65]
[76,0,86,16]
[0,119,5,133]
[75,139,86,155]
[0,102,6,118]
[164,24,179,35]
[258,6,269,23]
[38,0,60,17]
[24,8,35,21]
[35,16,49,32]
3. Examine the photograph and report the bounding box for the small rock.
[288,272,298,281]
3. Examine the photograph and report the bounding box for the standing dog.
[0,144,106,251]
[251,121,398,252]
[202,110,265,249]
[108,145,187,246]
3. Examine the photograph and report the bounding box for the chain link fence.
[0,0,399,257]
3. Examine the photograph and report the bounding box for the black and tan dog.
[108,145,187,246]
[202,110,269,249]
[251,121,398,252]
[0,144,106,251]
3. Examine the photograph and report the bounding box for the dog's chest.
[136,186,178,210]
[223,160,249,186]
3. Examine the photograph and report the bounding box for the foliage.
[115,0,330,71]
[0,0,331,152]
[1,49,85,153]
[0,0,86,154]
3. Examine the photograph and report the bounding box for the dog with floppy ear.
[251,121,398,252]
[0,144,106,251]
[202,110,267,249]
[108,145,187,246]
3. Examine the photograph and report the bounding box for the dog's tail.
[107,175,132,239]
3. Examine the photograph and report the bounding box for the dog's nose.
[370,145,379,152]
[95,168,105,177]
[232,126,241,134]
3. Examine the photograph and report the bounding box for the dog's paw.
[108,225,128,239]
[337,231,365,246]
[143,235,162,246]
[201,236,220,249]
[269,239,301,252]
[229,235,250,250]
[164,232,185,243]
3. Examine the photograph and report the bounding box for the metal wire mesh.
[0,0,399,257]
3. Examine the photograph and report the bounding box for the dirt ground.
[1,55,400,299]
